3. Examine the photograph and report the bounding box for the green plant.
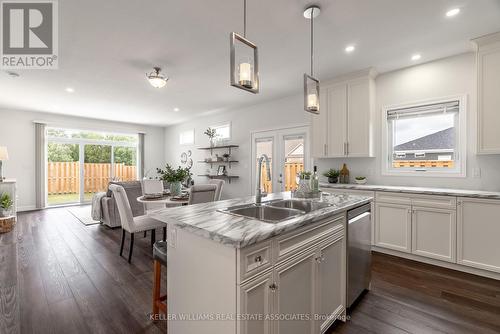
[298,171,312,179]
[0,193,13,210]
[204,127,218,139]
[157,164,192,183]
[323,169,340,178]
[355,176,366,180]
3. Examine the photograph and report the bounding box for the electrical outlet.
[169,227,177,248]
[472,168,481,178]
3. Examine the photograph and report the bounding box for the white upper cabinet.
[311,69,376,158]
[473,32,500,154]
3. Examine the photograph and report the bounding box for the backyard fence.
[47,162,137,194]
[261,162,304,193]
[392,160,454,168]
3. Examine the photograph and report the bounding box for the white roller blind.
[387,101,459,120]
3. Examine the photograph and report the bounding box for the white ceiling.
[1,0,499,126]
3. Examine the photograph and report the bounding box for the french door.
[251,126,310,194]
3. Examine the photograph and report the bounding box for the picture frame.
[217,165,226,176]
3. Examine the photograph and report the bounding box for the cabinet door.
[317,236,346,333]
[274,250,317,334]
[347,78,372,157]
[477,42,500,154]
[375,202,412,252]
[239,271,273,334]
[327,84,347,157]
[311,89,328,158]
[412,206,456,262]
[457,198,500,273]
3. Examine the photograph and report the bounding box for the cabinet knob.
[254,255,263,263]
[269,283,278,291]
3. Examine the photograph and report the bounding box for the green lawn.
[48,192,96,205]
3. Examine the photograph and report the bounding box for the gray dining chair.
[188,184,217,205]
[208,179,225,201]
[142,179,165,212]
[109,184,166,263]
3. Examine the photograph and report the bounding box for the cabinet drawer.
[276,214,345,263]
[411,194,456,209]
[376,192,411,205]
[239,240,273,282]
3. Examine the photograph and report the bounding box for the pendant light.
[230,0,259,93]
[146,67,168,88]
[303,6,320,114]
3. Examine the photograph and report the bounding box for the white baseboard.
[17,205,37,212]
[372,246,500,281]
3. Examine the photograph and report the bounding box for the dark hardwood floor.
[1,206,499,334]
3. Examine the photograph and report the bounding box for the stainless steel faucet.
[256,154,271,204]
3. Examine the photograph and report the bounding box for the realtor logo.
[1,0,58,69]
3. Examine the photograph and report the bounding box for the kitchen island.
[150,192,372,334]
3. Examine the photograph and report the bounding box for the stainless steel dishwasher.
[347,203,372,309]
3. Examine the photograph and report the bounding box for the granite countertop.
[319,183,500,199]
[150,192,372,249]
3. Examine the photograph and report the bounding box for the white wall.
[316,52,500,192]
[0,109,165,211]
[163,94,310,199]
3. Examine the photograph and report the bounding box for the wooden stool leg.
[152,259,161,316]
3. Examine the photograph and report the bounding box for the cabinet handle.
[346,142,349,156]
[254,255,262,263]
[324,144,327,156]
[269,283,278,292]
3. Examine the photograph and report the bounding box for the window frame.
[179,129,195,146]
[382,95,467,178]
[210,122,232,141]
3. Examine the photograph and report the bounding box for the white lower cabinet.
[239,271,274,334]
[412,206,456,262]
[238,216,346,334]
[375,202,412,252]
[457,197,500,273]
[316,237,346,333]
[274,250,317,334]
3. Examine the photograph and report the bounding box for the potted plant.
[355,176,367,185]
[323,169,340,184]
[157,164,192,196]
[222,153,230,162]
[0,192,13,217]
[204,127,219,147]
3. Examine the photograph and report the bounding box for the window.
[384,97,466,176]
[211,123,231,140]
[179,129,194,145]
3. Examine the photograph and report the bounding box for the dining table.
[136,194,189,206]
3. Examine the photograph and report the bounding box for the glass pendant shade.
[304,74,320,114]
[230,32,259,93]
[146,67,168,88]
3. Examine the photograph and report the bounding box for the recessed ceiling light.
[173,108,180,112]
[345,45,355,53]
[65,87,75,93]
[446,8,460,17]
[411,54,421,61]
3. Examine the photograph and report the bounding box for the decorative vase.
[297,178,311,193]
[169,181,182,196]
[210,137,217,148]
[328,177,338,184]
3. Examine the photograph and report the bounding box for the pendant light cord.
[243,0,247,38]
[310,7,314,76]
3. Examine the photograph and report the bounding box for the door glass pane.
[84,145,112,202]
[283,135,305,191]
[47,143,80,205]
[113,146,137,181]
[255,138,273,194]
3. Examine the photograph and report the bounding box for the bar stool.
[152,241,168,317]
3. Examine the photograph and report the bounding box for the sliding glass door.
[46,128,138,206]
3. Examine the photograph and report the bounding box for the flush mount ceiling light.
[303,5,321,114]
[411,54,422,61]
[65,87,75,93]
[146,67,168,88]
[230,0,259,94]
[173,107,180,112]
[446,8,460,17]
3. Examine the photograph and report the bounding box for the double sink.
[218,199,332,224]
